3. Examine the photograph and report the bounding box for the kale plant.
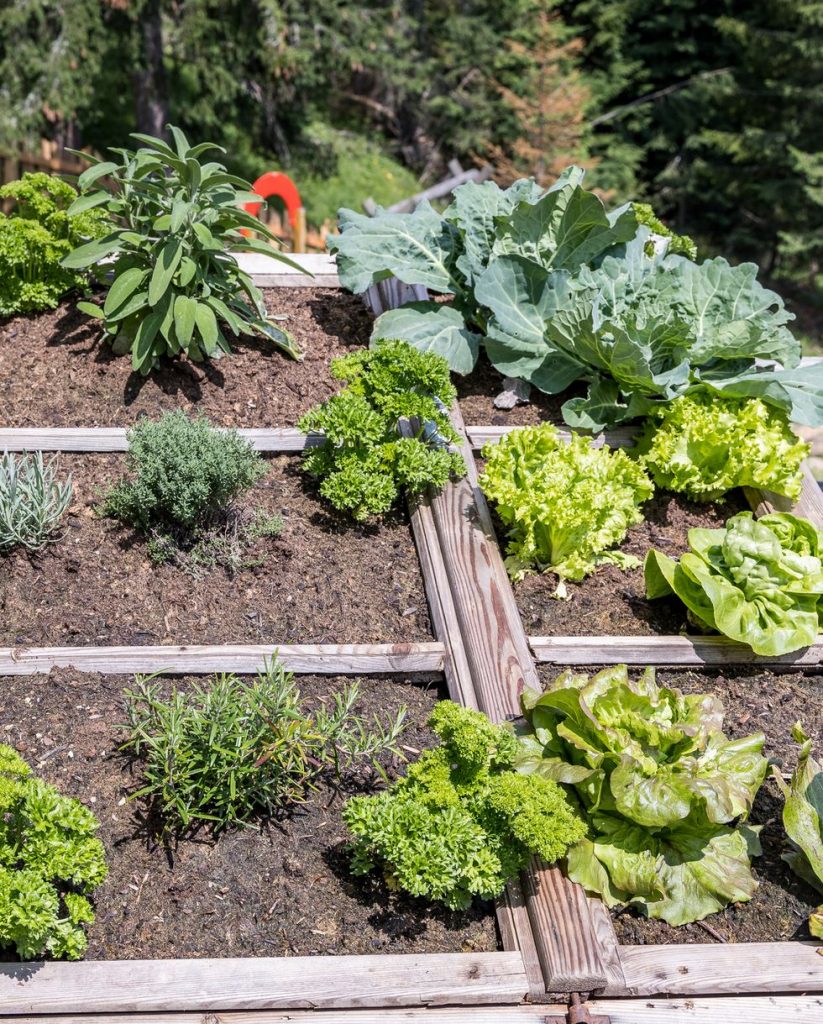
[62,126,306,373]
[0,172,107,315]
[332,167,823,430]
[0,452,73,552]
[343,701,585,910]
[0,744,107,960]
[517,665,767,925]
[299,339,465,520]
[122,660,407,832]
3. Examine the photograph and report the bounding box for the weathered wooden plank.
[529,633,823,667]
[235,251,339,288]
[0,428,319,453]
[0,953,528,1013]
[615,942,823,997]
[586,898,626,996]
[494,874,551,1003]
[362,278,428,316]
[592,996,823,1023]
[384,164,493,213]
[467,424,639,452]
[0,643,445,677]
[427,402,607,995]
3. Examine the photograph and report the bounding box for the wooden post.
[293,205,307,253]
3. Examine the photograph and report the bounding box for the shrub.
[343,701,585,910]
[0,172,107,315]
[646,510,823,656]
[299,340,465,520]
[121,660,407,832]
[103,411,266,532]
[0,744,107,960]
[0,452,72,552]
[517,665,768,926]
[62,126,306,374]
[637,392,809,501]
[479,423,653,591]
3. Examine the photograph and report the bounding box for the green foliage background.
[1,1,821,281]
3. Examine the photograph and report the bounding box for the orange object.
[244,171,302,228]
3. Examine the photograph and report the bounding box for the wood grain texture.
[426,403,607,995]
[235,252,339,288]
[615,942,823,997]
[362,278,428,316]
[529,634,823,667]
[466,424,638,452]
[0,643,445,676]
[0,953,528,1013]
[0,428,319,453]
[747,462,823,525]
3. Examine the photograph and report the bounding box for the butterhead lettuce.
[646,511,823,656]
[637,392,809,502]
[479,424,653,590]
[516,665,767,925]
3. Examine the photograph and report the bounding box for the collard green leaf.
[332,202,458,294]
[370,301,481,374]
[698,362,823,427]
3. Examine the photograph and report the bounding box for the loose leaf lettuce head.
[646,511,823,656]
[516,665,767,925]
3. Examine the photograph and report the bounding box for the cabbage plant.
[516,665,768,926]
[646,511,823,656]
[62,126,306,374]
[773,723,823,938]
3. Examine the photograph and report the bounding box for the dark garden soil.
[511,489,747,637]
[0,669,498,959]
[0,454,432,646]
[0,290,372,428]
[455,353,586,427]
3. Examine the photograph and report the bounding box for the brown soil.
[0,454,432,646]
[558,666,822,946]
[0,669,497,959]
[455,353,585,427]
[512,490,746,637]
[0,290,372,428]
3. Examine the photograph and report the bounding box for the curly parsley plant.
[343,701,585,910]
[480,423,653,591]
[0,744,107,960]
[299,339,465,520]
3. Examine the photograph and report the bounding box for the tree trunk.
[133,0,169,140]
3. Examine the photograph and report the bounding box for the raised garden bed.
[0,668,496,961]
[0,454,430,647]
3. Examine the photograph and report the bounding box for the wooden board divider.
[0,953,528,1014]
[0,642,445,677]
[0,427,318,453]
[529,633,823,667]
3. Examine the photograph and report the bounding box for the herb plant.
[516,665,767,926]
[299,339,465,520]
[332,167,823,430]
[772,723,823,938]
[0,743,107,960]
[646,511,823,656]
[0,172,107,315]
[121,660,407,832]
[0,452,73,552]
[343,701,585,910]
[62,125,306,374]
[637,392,810,502]
[479,423,653,590]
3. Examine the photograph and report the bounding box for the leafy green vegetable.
[632,202,697,260]
[62,126,306,374]
[516,665,767,925]
[344,701,585,910]
[0,743,107,960]
[0,172,107,315]
[299,340,465,520]
[772,723,823,937]
[646,511,823,656]
[479,423,653,589]
[637,392,809,501]
[332,167,822,429]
